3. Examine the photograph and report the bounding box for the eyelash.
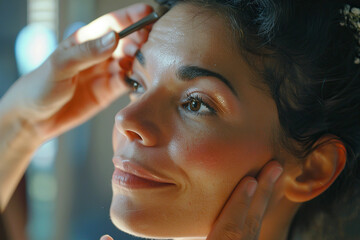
[182,93,217,116]
[125,76,145,94]
[125,75,217,116]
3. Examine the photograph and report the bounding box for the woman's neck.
[179,197,300,240]
[177,197,300,240]
[259,197,300,240]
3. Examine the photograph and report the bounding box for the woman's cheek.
[172,132,271,179]
[168,130,273,227]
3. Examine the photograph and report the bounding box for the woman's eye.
[183,96,216,116]
[125,76,145,94]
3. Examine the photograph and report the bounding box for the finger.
[80,58,113,77]
[79,57,127,93]
[109,71,128,95]
[244,161,283,239]
[78,56,130,93]
[207,177,258,240]
[100,235,114,240]
[109,3,154,43]
[119,56,134,72]
[123,39,140,57]
[77,72,124,108]
[113,36,141,59]
[52,31,118,80]
[74,3,153,44]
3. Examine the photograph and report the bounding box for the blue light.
[15,24,57,75]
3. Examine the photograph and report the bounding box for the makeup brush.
[118,12,160,39]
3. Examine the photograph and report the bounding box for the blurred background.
[0,0,156,239]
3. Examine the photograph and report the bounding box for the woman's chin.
[109,193,210,239]
[109,200,159,239]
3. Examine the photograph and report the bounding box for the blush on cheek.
[175,133,273,179]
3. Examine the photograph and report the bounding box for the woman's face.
[111,3,279,238]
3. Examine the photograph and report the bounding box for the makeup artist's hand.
[206,161,283,240]
[1,3,153,142]
[99,161,283,240]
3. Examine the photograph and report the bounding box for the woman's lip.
[112,157,175,184]
[112,168,174,189]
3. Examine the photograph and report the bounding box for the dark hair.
[155,0,360,238]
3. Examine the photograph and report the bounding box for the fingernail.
[101,32,116,49]
[270,166,283,183]
[246,180,257,197]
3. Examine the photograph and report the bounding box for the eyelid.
[131,61,148,88]
[185,95,215,115]
[182,91,220,115]
[125,72,146,89]
[125,74,146,95]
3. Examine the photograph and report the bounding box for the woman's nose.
[114,98,160,147]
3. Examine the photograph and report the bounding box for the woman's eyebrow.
[176,65,238,97]
[135,50,238,97]
[135,50,145,66]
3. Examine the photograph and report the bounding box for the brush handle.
[118,12,159,39]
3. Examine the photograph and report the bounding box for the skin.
[110,4,291,239]
[3,3,346,240]
[0,3,285,240]
[0,4,153,212]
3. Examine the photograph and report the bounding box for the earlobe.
[284,138,347,203]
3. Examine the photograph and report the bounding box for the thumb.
[52,31,119,80]
[100,235,114,240]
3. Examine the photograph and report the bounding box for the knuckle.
[79,41,92,54]
[48,50,65,72]
[245,215,262,236]
[49,51,71,74]
[222,222,244,240]
[79,40,99,56]
[47,49,75,79]
[237,201,250,212]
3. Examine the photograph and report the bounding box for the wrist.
[0,95,44,148]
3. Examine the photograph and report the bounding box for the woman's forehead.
[137,3,272,105]
[142,4,240,73]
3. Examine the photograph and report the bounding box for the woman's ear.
[284,137,347,203]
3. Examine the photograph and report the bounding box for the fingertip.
[100,235,114,240]
[100,31,117,51]
[260,160,283,175]
[269,160,283,169]
[257,160,283,184]
[245,179,258,197]
[270,165,283,183]
[266,161,283,181]
[233,176,257,198]
[123,42,139,56]
[137,28,150,41]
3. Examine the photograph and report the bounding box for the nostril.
[114,110,158,147]
[125,130,143,141]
